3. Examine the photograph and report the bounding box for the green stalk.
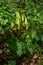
[38,50,42,65]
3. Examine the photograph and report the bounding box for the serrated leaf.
[16,42,22,56]
[8,60,16,65]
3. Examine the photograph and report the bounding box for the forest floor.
[20,50,43,65]
[0,49,43,65]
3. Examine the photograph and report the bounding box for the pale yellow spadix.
[11,22,14,29]
[25,17,28,30]
[16,11,20,19]
[15,11,20,29]
[22,14,25,26]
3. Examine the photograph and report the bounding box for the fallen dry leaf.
[33,54,39,59]
[0,49,2,54]
[1,29,4,34]
[30,63,34,65]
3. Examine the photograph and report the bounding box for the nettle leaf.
[7,0,13,2]
[25,42,33,56]
[0,18,8,25]
[25,42,34,55]
[38,16,43,24]
[34,43,42,51]
[8,60,16,65]
[0,26,2,31]
[25,34,31,42]
[22,42,26,54]
[16,41,22,56]
[36,35,40,41]
[3,19,8,25]
[41,35,43,42]
[14,0,20,2]
[0,0,3,2]
[31,30,37,39]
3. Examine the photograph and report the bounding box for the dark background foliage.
[0,0,43,65]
